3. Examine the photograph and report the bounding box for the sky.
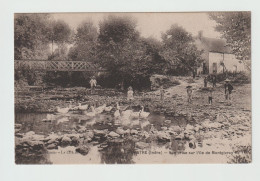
[51,12,221,41]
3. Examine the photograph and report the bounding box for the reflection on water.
[15,111,193,164]
[100,139,136,164]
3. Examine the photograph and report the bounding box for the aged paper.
[14,12,251,164]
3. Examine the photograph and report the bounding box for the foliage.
[68,20,98,61]
[48,20,72,60]
[160,24,204,75]
[208,71,251,84]
[209,12,251,69]
[228,145,251,163]
[14,14,52,59]
[97,16,158,90]
[15,64,39,85]
[48,20,72,44]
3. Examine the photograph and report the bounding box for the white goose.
[114,109,121,118]
[42,114,55,122]
[104,105,113,112]
[56,116,69,124]
[139,106,150,118]
[78,103,89,111]
[84,106,96,117]
[116,102,128,111]
[130,110,141,119]
[121,109,133,117]
[95,104,106,114]
[56,106,70,114]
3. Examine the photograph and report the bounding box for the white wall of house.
[208,52,246,74]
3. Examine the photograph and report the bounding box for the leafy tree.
[97,15,158,90]
[209,12,251,69]
[48,20,72,59]
[160,24,204,75]
[14,14,51,59]
[68,20,98,61]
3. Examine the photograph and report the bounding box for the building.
[195,31,248,74]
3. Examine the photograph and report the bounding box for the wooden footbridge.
[14,60,105,72]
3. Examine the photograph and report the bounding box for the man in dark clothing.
[204,76,208,88]
[224,79,233,101]
[212,75,217,88]
[192,69,196,79]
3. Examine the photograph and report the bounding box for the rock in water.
[46,143,58,150]
[157,131,171,142]
[136,142,150,149]
[61,136,71,146]
[165,120,171,124]
[76,145,90,155]
[108,131,120,138]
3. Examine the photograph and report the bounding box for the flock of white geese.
[42,102,150,124]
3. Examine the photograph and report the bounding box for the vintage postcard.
[14,12,251,164]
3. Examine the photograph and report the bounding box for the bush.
[15,64,44,86]
[208,71,250,84]
[228,145,251,163]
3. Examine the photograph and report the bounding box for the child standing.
[160,86,165,101]
[208,88,213,105]
[127,86,134,101]
[89,76,97,94]
[186,86,192,103]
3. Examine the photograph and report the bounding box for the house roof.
[195,36,232,54]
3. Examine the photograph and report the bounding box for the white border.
[0,0,260,181]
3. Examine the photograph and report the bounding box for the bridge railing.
[14,60,105,72]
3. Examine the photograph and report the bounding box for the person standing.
[212,74,217,88]
[224,79,233,101]
[208,88,213,105]
[160,86,165,101]
[204,76,208,88]
[89,76,97,94]
[192,68,196,79]
[186,86,193,103]
[127,86,134,101]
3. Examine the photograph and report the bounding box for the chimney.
[198,31,203,40]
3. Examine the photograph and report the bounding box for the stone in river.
[15,133,23,138]
[61,136,72,146]
[185,124,194,131]
[170,125,182,132]
[26,140,45,150]
[161,126,168,131]
[157,131,171,142]
[15,124,22,129]
[116,127,125,135]
[83,131,94,140]
[136,142,150,149]
[188,141,196,149]
[76,145,90,156]
[93,129,108,137]
[164,120,171,124]
[108,131,120,138]
[175,133,184,140]
[46,143,58,150]
[130,129,139,135]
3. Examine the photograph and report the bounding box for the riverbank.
[15,76,252,164]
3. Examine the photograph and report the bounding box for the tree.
[97,15,157,90]
[48,20,72,59]
[14,14,52,59]
[68,20,98,61]
[209,12,251,69]
[160,24,204,75]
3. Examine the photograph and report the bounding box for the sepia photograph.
[14,12,251,164]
